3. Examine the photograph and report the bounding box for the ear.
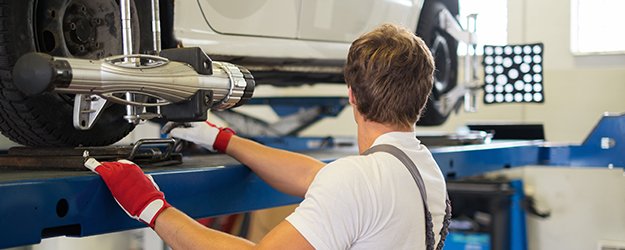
[348,87,357,106]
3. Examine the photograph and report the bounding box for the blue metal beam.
[431,141,543,178]
[0,162,301,248]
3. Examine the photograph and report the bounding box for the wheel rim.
[33,0,139,105]
[430,32,452,99]
[33,0,138,59]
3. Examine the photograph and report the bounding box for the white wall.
[507,0,625,143]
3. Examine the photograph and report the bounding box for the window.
[571,0,625,54]
[458,0,507,55]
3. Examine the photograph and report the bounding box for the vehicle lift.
[0,91,623,249]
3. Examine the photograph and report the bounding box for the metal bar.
[463,14,479,113]
[124,94,138,123]
[509,180,528,250]
[469,14,479,85]
[120,0,133,57]
[128,138,176,160]
[120,0,137,123]
[438,8,477,44]
[151,0,162,53]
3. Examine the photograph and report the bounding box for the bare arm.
[154,207,314,250]
[152,136,321,249]
[226,135,325,197]
[169,122,325,197]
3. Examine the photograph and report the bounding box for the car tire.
[0,0,139,146]
[416,1,459,126]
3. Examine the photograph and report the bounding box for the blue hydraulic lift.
[0,107,623,248]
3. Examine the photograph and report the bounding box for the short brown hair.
[344,23,434,127]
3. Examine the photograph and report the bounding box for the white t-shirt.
[286,131,447,250]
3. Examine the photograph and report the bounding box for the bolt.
[69,22,76,30]
[78,45,85,52]
[79,5,87,13]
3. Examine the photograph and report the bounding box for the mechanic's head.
[344,23,434,128]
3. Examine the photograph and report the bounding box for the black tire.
[416,1,459,126]
[0,0,141,147]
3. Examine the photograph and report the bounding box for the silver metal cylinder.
[120,0,136,123]
[11,53,254,112]
[464,14,479,113]
[120,0,133,56]
[50,56,250,109]
[151,0,162,53]
[209,62,249,110]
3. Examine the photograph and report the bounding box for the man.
[85,23,449,249]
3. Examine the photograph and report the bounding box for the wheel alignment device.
[12,49,255,130]
[13,0,254,131]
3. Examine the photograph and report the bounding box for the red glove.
[85,158,171,228]
[168,121,235,152]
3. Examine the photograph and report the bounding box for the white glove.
[168,121,235,152]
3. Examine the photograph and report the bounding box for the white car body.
[173,0,424,61]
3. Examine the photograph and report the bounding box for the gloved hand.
[84,158,171,228]
[167,121,235,153]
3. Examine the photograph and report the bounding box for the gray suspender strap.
[363,144,451,250]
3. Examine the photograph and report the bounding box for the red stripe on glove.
[206,121,235,153]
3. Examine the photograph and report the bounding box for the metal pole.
[120,0,138,123]
[120,0,133,57]
[151,0,162,53]
[464,14,479,113]
[469,14,479,87]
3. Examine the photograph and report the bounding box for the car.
[0,0,463,147]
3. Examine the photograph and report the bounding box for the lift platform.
[0,150,349,248]
[0,113,623,248]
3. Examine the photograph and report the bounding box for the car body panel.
[175,0,424,61]
[197,0,300,39]
[298,0,421,42]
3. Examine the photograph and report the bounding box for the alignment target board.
[482,43,544,104]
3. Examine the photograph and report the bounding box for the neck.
[357,120,413,154]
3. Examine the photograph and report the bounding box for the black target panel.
[482,43,544,104]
